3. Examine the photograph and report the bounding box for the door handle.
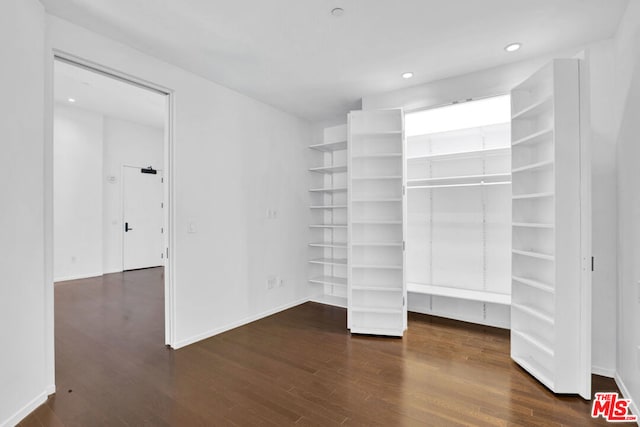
[125,222,133,232]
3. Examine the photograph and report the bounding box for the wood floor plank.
[19,268,621,426]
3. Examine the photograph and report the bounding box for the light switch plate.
[187,222,197,233]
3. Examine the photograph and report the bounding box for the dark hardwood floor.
[20,267,618,426]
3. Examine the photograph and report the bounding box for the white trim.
[172,298,309,349]
[591,366,615,378]
[49,52,176,351]
[54,272,104,283]
[45,384,56,396]
[309,295,348,308]
[0,391,47,427]
[408,307,510,330]
[615,373,640,426]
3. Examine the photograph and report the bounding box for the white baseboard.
[615,372,640,426]
[1,391,47,427]
[592,365,615,378]
[54,271,104,283]
[309,294,348,308]
[46,384,56,395]
[172,297,309,349]
[408,307,509,330]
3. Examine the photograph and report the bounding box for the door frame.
[46,51,177,357]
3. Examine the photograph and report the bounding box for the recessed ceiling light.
[68,98,76,103]
[331,7,344,17]
[402,72,414,79]
[504,43,522,53]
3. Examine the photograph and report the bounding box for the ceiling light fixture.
[504,42,522,53]
[331,7,344,17]
[68,98,76,103]
[402,72,414,79]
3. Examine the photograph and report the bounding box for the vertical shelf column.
[348,109,407,337]
[308,124,349,307]
[510,58,590,398]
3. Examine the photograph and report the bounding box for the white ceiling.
[54,60,166,128]
[43,0,629,122]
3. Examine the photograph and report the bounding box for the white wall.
[0,0,50,426]
[614,0,640,416]
[46,16,312,349]
[53,104,104,281]
[586,40,619,377]
[361,44,620,374]
[103,116,164,274]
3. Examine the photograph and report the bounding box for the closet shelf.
[309,224,348,229]
[352,286,402,292]
[309,258,348,266]
[309,164,348,174]
[309,187,348,193]
[351,306,403,314]
[407,283,511,305]
[310,294,348,308]
[512,330,554,357]
[512,276,555,294]
[352,175,402,180]
[512,160,554,174]
[512,303,554,325]
[352,153,402,159]
[308,242,348,249]
[351,130,402,137]
[512,128,554,147]
[352,198,402,203]
[407,173,511,186]
[512,249,555,261]
[352,264,403,270]
[309,140,347,152]
[351,242,403,247]
[407,146,509,162]
[308,276,347,287]
[512,192,554,200]
[352,220,402,225]
[511,95,553,120]
[512,222,554,229]
[409,181,511,190]
[309,205,348,209]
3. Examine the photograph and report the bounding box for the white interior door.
[123,166,163,271]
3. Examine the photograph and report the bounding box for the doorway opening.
[52,56,173,348]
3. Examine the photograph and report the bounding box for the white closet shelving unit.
[348,109,407,336]
[308,124,349,307]
[510,58,591,398]
[405,123,512,307]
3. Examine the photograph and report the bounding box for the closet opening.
[405,95,512,327]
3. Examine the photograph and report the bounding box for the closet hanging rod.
[408,181,511,190]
